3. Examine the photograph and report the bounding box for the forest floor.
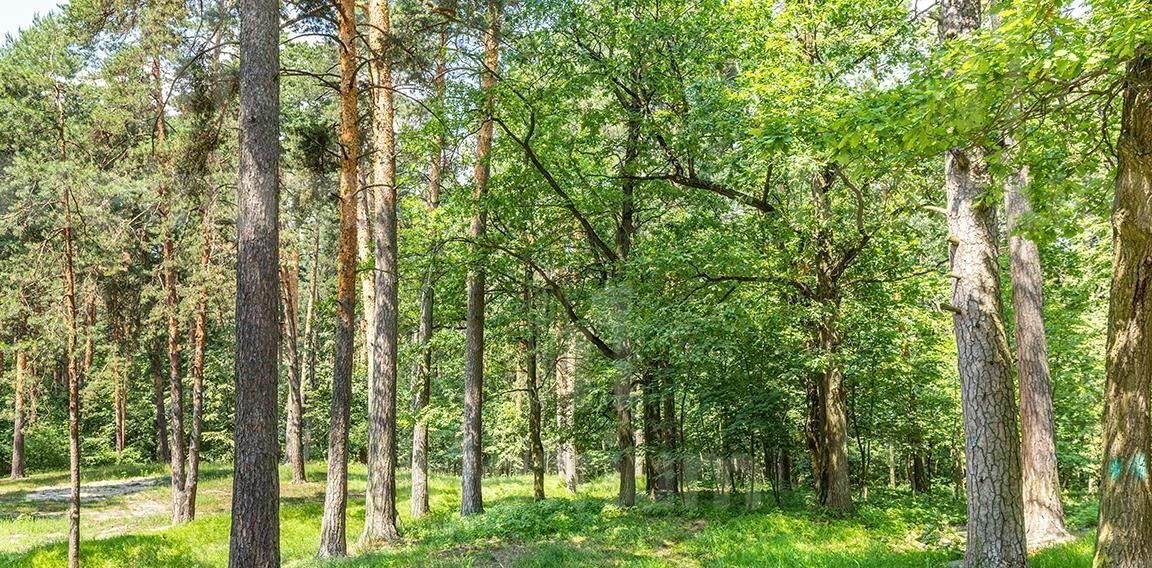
[0,463,1097,567]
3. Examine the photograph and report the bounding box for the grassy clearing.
[0,464,1095,567]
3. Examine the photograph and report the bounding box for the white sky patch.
[1,0,67,43]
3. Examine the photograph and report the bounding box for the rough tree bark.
[555,326,578,493]
[317,0,358,555]
[940,5,1027,566]
[1095,51,1152,568]
[1004,158,1070,547]
[228,0,281,561]
[361,0,402,544]
[462,0,500,517]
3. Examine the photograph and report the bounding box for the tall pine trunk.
[412,11,449,521]
[462,0,500,517]
[939,2,1027,565]
[362,0,402,544]
[1095,52,1152,568]
[63,187,82,568]
[1004,158,1070,547]
[317,0,359,555]
[228,0,281,561]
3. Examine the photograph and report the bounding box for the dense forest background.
[0,0,1149,566]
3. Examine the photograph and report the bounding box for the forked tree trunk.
[462,0,501,517]
[1004,159,1070,547]
[555,326,578,493]
[11,349,26,479]
[362,0,401,544]
[317,0,359,556]
[1095,52,1152,568]
[228,0,281,561]
[939,2,1028,566]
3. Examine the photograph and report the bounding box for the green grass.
[0,464,1096,567]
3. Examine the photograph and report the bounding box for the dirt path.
[24,475,168,504]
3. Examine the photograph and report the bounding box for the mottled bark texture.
[939,2,1028,566]
[63,190,81,568]
[462,0,500,517]
[556,327,578,493]
[228,0,281,562]
[362,0,402,544]
[317,0,358,555]
[1095,52,1152,568]
[1004,158,1070,547]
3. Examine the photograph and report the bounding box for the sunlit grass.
[0,464,1096,567]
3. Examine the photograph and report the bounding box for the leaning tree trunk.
[10,349,26,479]
[1095,51,1152,568]
[361,0,402,544]
[555,326,578,493]
[1004,158,1070,547]
[939,2,1028,566]
[228,0,281,562]
[461,0,501,517]
[317,0,359,555]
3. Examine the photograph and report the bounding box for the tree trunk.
[938,2,1028,566]
[228,0,281,561]
[281,257,306,484]
[63,186,82,568]
[556,326,578,493]
[362,0,402,544]
[1004,156,1071,547]
[10,349,26,479]
[523,268,545,501]
[1095,52,1152,568]
[411,15,449,521]
[184,199,212,521]
[303,220,320,461]
[317,0,359,556]
[888,444,896,489]
[151,342,170,464]
[776,447,792,492]
[462,0,500,517]
[615,370,636,506]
